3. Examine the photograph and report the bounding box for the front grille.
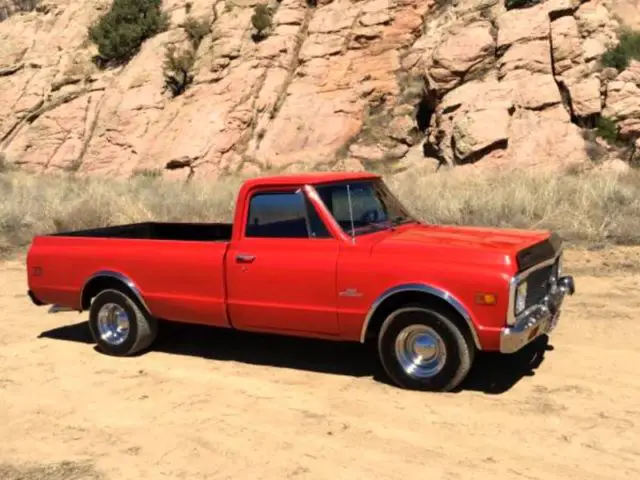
[525,263,555,309]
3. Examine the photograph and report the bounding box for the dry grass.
[387,166,640,244]
[1,167,640,256]
[0,460,103,479]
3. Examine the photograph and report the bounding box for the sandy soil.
[1,247,640,480]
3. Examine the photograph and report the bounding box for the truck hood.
[370,223,556,270]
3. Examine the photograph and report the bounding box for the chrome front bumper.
[500,275,575,354]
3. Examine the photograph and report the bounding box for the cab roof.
[241,171,381,189]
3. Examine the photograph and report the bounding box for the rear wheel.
[88,289,158,356]
[377,303,475,392]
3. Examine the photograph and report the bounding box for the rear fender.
[80,270,152,315]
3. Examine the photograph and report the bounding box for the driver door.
[225,188,341,336]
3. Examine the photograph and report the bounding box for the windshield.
[313,179,416,236]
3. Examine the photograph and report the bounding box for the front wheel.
[377,304,475,392]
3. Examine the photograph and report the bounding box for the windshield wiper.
[353,219,394,234]
[390,215,414,226]
[352,216,414,235]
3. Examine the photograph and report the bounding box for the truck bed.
[28,221,233,326]
[49,222,233,242]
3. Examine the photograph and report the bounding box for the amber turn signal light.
[475,293,497,305]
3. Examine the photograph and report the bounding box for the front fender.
[360,283,482,350]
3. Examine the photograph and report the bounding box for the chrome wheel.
[394,324,447,379]
[96,302,130,346]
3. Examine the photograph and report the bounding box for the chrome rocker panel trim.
[79,270,152,314]
[360,283,482,350]
[500,275,575,354]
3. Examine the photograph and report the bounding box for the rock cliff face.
[0,0,638,179]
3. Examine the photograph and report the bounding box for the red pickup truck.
[26,171,575,392]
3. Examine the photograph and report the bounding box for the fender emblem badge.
[339,288,362,297]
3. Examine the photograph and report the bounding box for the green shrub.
[183,15,211,49]
[596,116,619,144]
[88,0,170,65]
[601,30,640,71]
[163,45,195,97]
[251,4,272,40]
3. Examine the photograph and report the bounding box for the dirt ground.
[1,247,639,480]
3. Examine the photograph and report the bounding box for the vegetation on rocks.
[251,4,273,41]
[595,117,620,144]
[163,45,196,97]
[601,29,640,71]
[593,117,639,167]
[1,0,639,179]
[183,15,211,50]
[162,15,210,97]
[88,0,169,66]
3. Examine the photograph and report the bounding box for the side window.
[245,191,331,239]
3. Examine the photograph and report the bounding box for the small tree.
[183,15,211,50]
[88,0,170,66]
[251,4,272,41]
[163,45,196,97]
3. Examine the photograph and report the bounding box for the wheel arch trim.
[80,270,152,314]
[359,283,481,349]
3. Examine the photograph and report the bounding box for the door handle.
[236,254,256,263]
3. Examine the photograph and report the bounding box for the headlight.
[515,281,528,314]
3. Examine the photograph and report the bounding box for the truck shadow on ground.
[39,320,553,395]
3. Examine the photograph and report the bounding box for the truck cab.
[26,172,575,392]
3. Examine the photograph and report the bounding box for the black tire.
[377,302,475,392]
[88,288,158,356]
